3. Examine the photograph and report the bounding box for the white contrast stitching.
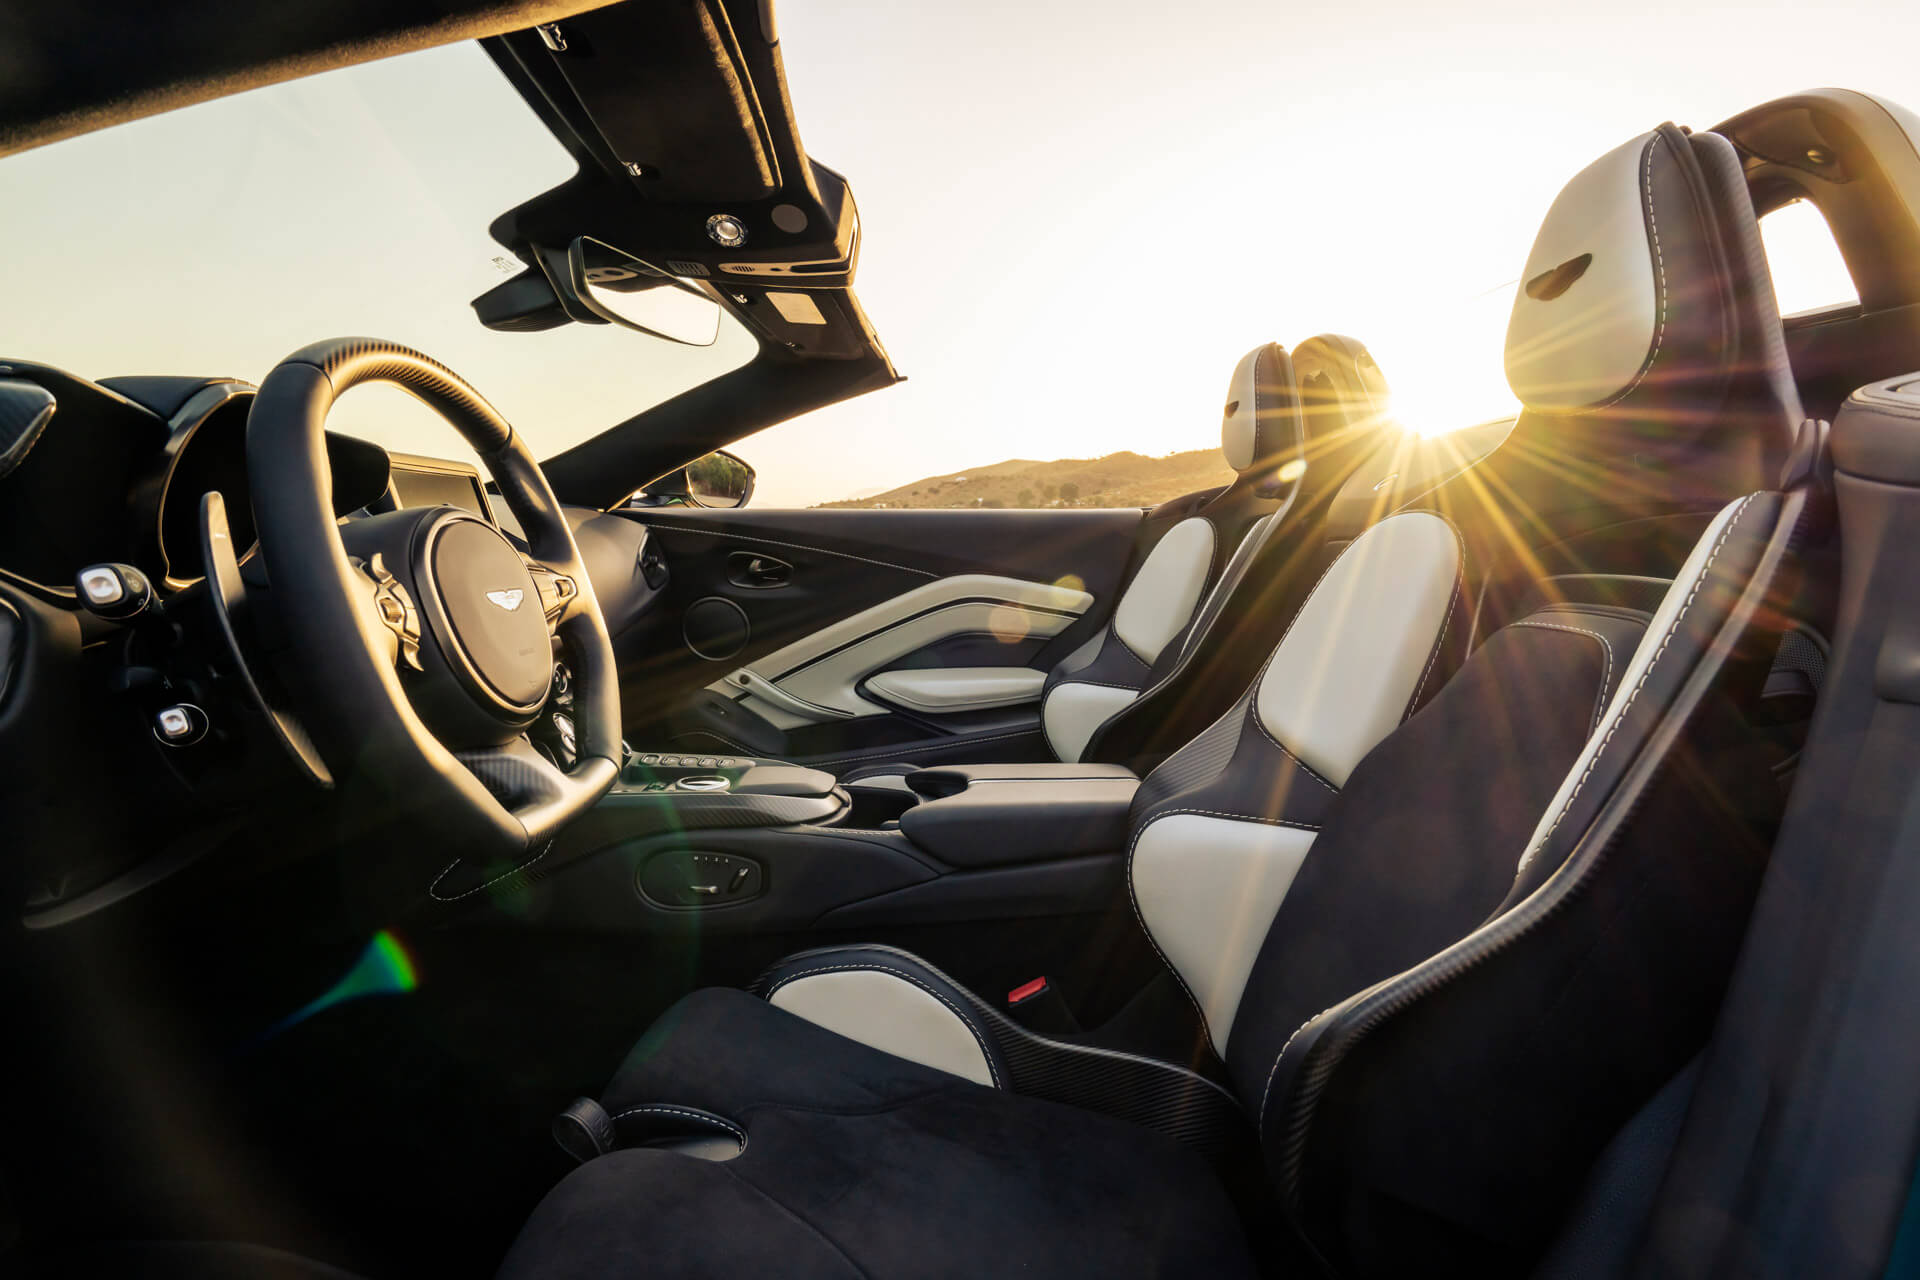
[1515,495,1755,875]
[767,963,1005,1089]
[1508,618,1617,733]
[1250,714,1340,795]
[428,839,553,902]
[1258,1004,1338,1127]
[1592,134,1669,411]
[611,1104,748,1152]
[1406,514,1469,716]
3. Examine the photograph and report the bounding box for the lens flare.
[265,929,419,1038]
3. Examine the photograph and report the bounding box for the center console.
[519,749,1142,937]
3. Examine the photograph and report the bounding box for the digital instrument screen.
[387,455,492,522]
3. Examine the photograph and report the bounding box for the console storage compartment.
[896,762,1140,868]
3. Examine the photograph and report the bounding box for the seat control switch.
[638,850,765,908]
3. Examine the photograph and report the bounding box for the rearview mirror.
[568,238,721,346]
[627,450,756,509]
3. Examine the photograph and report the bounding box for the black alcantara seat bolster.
[1257,490,1796,1273]
[750,943,1247,1152]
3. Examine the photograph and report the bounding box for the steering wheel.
[244,338,622,871]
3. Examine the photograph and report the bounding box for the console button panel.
[637,849,765,908]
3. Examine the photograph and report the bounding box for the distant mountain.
[816,448,1236,510]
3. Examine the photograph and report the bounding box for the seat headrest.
[1222,343,1305,476]
[1504,124,1801,492]
[1292,334,1393,441]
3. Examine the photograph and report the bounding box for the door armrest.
[865,666,1048,713]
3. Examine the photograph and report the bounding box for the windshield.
[0,42,757,459]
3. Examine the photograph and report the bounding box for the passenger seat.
[842,339,1384,788]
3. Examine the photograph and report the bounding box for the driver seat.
[499,122,1808,1279]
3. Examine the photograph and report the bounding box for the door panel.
[718,572,1093,725]
[612,506,1143,766]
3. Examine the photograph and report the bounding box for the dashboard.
[0,355,671,929]
[0,365,545,599]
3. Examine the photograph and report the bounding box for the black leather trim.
[605,1101,748,1155]
[0,377,56,480]
[897,773,1140,868]
[902,761,1139,798]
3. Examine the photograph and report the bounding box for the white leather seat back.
[1253,514,1462,786]
[1111,517,1217,665]
[1040,516,1218,761]
[1129,511,1463,1053]
[1038,342,1307,763]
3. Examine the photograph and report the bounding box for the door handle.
[728,551,791,588]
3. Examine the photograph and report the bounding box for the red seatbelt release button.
[1008,976,1049,1007]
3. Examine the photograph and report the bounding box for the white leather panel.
[1255,511,1459,786]
[1222,345,1265,471]
[768,969,997,1087]
[1131,814,1319,1055]
[766,602,1080,722]
[1113,517,1216,665]
[1515,496,1750,874]
[1042,681,1140,763]
[865,666,1048,713]
[710,574,1093,725]
[1506,131,1662,415]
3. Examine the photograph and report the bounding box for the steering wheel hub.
[419,514,551,713]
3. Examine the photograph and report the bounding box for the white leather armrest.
[865,666,1048,713]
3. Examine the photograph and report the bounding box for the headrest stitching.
[1259,345,1293,462]
[1588,133,1669,411]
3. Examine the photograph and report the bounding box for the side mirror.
[686,450,755,508]
[628,450,756,509]
[567,238,722,346]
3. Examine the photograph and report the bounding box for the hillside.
[816,448,1236,510]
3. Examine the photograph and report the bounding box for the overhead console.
[479,0,874,358]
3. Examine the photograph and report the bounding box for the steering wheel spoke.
[357,551,426,671]
[457,732,618,849]
[522,556,586,630]
[457,733,569,811]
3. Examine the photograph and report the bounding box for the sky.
[0,0,1903,507]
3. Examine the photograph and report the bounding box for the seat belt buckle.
[1008,976,1049,1007]
[1007,976,1081,1034]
